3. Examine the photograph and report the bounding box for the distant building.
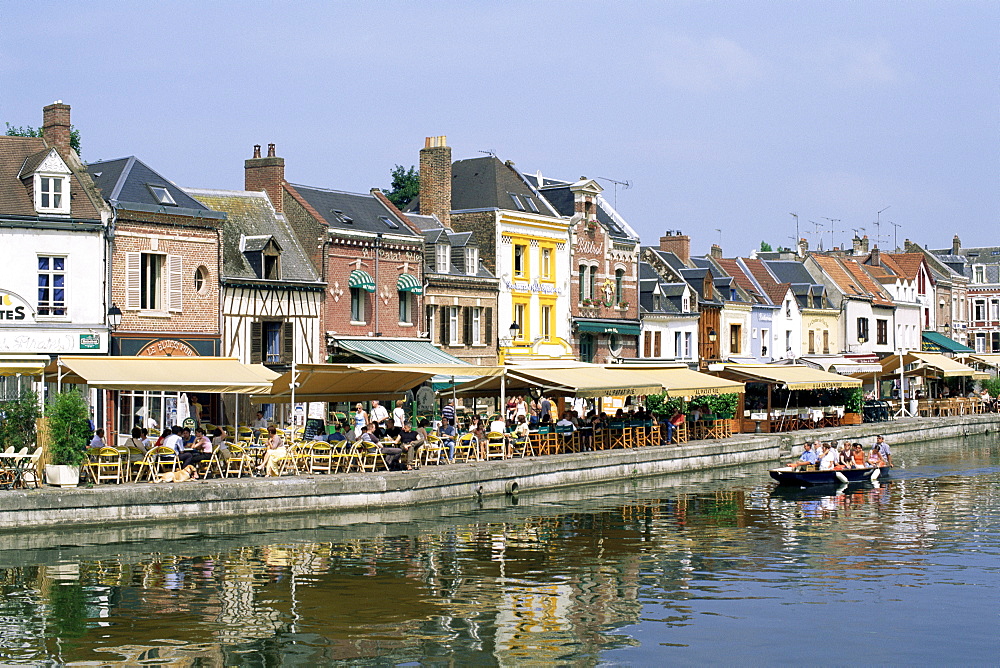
[928,235,1000,353]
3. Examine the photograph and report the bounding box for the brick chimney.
[798,237,808,256]
[861,235,870,254]
[42,101,72,157]
[952,235,961,255]
[245,143,285,213]
[419,136,452,228]
[709,244,723,259]
[870,246,881,267]
[658,231,691,265]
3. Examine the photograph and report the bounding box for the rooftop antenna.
[714,228,723,248]
[874,205,891,248]
[889,221,902,251]
[808,220,823,250]
[790,213,800,251]
[478,149,496,157]
[596,176,631,210]
[822,217,842,250]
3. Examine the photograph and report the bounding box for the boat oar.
[835,471,849,484]
[870,467,880,482]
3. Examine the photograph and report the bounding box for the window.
[918,270,926,294]
[350,287,365,322]
[644,331,652,358]
[974,300,986,322]
[448,306,460,345]
[379,215,399,229]
[993,332,1000,353]
[857,317,869,343]
[513,244,527,278]
[264,321,283,364]
[876,319,888,346]
[541,303,553,340]
[36,175,68,213]
[761,329,769,358]
[37,256,66,316]
[262,250,280,279]
[808,330,816,355]
[125,252,182,312]
[465,247,479,276]
[785,330,792,354]
[682,295,690,312]
[541,247,552,280]
[609,333,622,354]
[436,244,450,273]
[822,329,830,354]
[398,290,412,324]
[653,331,661,357]
[614,269,624,305]
[976,333,987,353]
[426,305,436,343]
[730,324,742,354]
[974,266,985,283]
[684,332,692,358]
[991,300,1000,321]
[470,307,482,345]
[148,185,176,206]
[674,332,682,358]
[589,266,597,301]
[580,333,595,363]
[653,294,661,311]
[513,301,527,341]
[524,196,539,213]
[250,320,293,366]
[140,254,164,310]
[194,266,208,294]
[579,265,588,301]
[509,193,525,211]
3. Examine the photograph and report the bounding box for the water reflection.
[1,435,999,665]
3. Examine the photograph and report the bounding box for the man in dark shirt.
[441,398,456,425]
[398,421,421,469]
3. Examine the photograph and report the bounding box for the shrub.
[47,390,92,466]
[982,377,1000,398]
[0,389,40,451]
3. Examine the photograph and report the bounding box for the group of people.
[789,434,893,471]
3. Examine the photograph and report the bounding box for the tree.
[0,389,40,451]
[759,241,773,252]
[4,122,81,155]
[382,165,419,208]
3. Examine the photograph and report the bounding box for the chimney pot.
[267,143,276,157]
[253,144,261,158]
[658,231,691,265]
[245,143,285,212]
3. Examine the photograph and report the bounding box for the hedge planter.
[45,464,80,488]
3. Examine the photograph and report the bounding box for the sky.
[2,1,997,256]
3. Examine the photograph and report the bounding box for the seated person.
[489,417,508,435]
[555,412,576,431]
[439,418,458,462]
[851,443,866,468]
[818,443,837,471]
[328,425,348,442]
[180,427,213,469]
[868,445,886,468]
[666,408,686,444]
[788,442,818,469]
[398,421,423,469]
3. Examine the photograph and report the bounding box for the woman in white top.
[261,425,286,476]
[354,403,368,432]
[818,443,838,471]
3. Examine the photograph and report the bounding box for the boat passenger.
[818,443,838,471]
[788,442,818,469]
[874,435,893,467]
[868,445,886,468]
[851,443,866,468]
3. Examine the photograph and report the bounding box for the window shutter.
[643,332,651,358]
[167,255,183,312]
[484,307,493,346]
[440,307,448,346]
[250,321,262,364]
[125,252,141,309]
[654,331,661,357]
[463,307,472,346]
[283,320,294,364]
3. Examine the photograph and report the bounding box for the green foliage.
[700,393,739,417]
[981,377,1000,398]
[759,241,773,252]
[48,582,89,639]
[0,389,40,451]
[382,164,419,208]
[46,390,92,466]
[644,394,686,419]
[4,122,82,154]
[843,387,864,413]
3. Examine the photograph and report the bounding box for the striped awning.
[396,273,423,294]
[348,269,376,292]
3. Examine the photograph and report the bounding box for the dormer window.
[436,244,450,273]
[379,215,399,229]
[242,235,282,280]
[148,185,177,206]
[465,247,479,276]
[38,176,65,210]
[263,249,280,279]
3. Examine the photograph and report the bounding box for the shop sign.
[0,291,34,323]
[137,339,199,357]
[79,334,100,349]
[504,279,559,295]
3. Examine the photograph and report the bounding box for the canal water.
[1,433,998,665]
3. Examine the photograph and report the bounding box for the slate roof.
[521,174,639,241]
[185,189,322,284]
[741,258,792,306]
[289,184,418,237]
[88,157,210,213]
[638,261,684,314]
[415,213,496,279]
[447,156,560,216]
[0,135,102,220]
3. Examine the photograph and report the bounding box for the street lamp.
[509,321,520,342]
[107,303,122,331]
[708,329,717,343]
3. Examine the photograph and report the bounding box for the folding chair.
[360,444,389,472]
[484,431,507,460]
[421,435,446,466]
[308,442,333,474]
[91,447,124,485]
[454,433,477,463]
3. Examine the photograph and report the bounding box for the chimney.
[658,230,691,265]
[709,244,723,259]
[42,101,72,157]
[419,135,452,228]
[870,246,881,267]
[245,143,285,213]
[952,235,961,255]
[860,235,870,254]
[798,237,808,256]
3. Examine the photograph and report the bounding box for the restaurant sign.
[0,291,34,323]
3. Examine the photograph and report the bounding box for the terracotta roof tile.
[0,135,102,220]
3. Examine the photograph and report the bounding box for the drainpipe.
[374,233,383,335]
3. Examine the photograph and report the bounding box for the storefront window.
[119,390,178,435]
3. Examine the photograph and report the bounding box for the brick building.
[87,155,225,437]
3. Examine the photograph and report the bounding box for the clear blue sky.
[3,1,996,255]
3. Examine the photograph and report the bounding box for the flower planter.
[841,412,862,426]
[44,464,80,488]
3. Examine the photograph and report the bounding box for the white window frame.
[471,307,482,345]
[36,254,68,318]
[448,306,460,345]
[684,332,692,358]
[465,247,479,276]
[436,244,450,273]
[350,287,366,324]
[35,174,70,214]
[541,304,552,340]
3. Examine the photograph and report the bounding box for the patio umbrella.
[175,393,190,427]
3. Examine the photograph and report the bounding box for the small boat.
[769,465,886,486]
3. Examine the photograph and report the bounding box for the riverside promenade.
[2,413,998,532]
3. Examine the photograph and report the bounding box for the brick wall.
[451,210,498,273]
[419,137,452,228]
[424,278,499,365]
[245,144,284,213]
[112,214,221,335]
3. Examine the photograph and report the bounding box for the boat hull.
[769,466,885,486]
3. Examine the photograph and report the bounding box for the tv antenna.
[889,221,902,251]
[822,217,842,249]
[596,176,632,209]
[478,149,496,157]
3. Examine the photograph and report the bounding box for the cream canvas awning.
[714,364,861,390]
[0,355,50,377]
[969,354,1000,369]
[607,367,745,397]
[800,355,882,375]
[878,352,977,378]
[45,356,277,394]
[258,363,503,403]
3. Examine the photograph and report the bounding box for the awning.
[921,330,974,354]
[607,366,745,397]
[331,337,469,366]
[800,355,882,375]
[575,320,641,336]
[348,269,376,292]
[258,363,502,403]
[396,273,423,294]
[970,354,1000,369]
[713,364,861,390]
[45,356,276,394]
[0,354,50,377]
[878,352,977,378]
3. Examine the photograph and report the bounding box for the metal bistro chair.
[484,431,508,460]
[360,442,389,473]
[308,442,333,474]
[421,435,446,466]
[90,447,124,485]
[221,443,249,478]
[454,433,478,463]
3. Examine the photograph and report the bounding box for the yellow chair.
[90,447,123,484]
[360,443,388,472]
[220,443,248,477]
[308,442,333,474]
[453,433,477,463]
[484,432,507,460]
[421,435,446,466]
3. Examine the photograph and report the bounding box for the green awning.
[921,330,973,354]
[348,269,376,292]
[396,273,423,294]
[331,337,469,365]
[575,320,641,336]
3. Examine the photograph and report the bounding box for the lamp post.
[107,303,122,354]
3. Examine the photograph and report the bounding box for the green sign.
[79,334,101,350]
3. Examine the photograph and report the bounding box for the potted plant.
[841,387,864,425]
[0,388,40,451]
[44,389,92,487]
[618,300,630,310]
[581,298,592,307]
